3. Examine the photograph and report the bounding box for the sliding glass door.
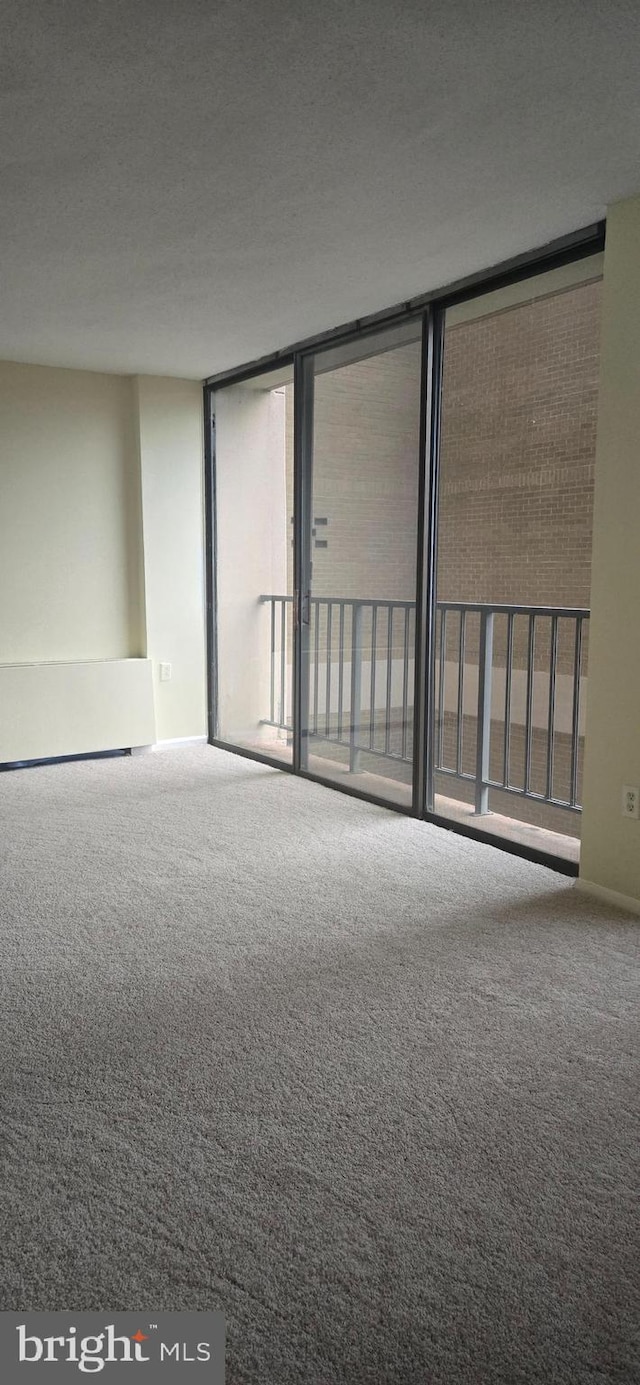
[303,324,423,807]
[208,231,602,869]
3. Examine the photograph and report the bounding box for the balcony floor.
[304,754,580,866]
[432,792,580,865]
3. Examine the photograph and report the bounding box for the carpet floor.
[0,745,638,1383]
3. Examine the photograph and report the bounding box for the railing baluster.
[325,602,332,739]
[337,603,345,742]
[279,598,286,727]
[349,602,363,772]
[437,608,446,768]
[401,607,410,761]
[270,599,275,725]
[503,613,513,788]
[546,615,558,802]
[385,606,393,756]
[523,614,536,796]
[474,609,494,814]
[570,617,583,808]
[456,610,465,776]
[287,595,293,729]
[259,593,588,814]
[313,599,319,736]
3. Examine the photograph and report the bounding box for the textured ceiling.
[1,0,639,379]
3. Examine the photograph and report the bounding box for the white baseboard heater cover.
[0,658,156,764]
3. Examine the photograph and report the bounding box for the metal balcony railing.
[260,596,589,814]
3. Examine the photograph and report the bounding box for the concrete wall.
[579,196,640,909]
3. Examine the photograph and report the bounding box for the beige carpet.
[0,745,638,1383]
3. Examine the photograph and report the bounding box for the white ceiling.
[1,0,639,380]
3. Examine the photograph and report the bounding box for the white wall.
[579,196,640,908]
[0,361,141,662]
[0,362,206,758]
[136,376,207,743]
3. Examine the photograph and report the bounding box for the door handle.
[294,591,311,625]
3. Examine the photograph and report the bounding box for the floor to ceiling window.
[430,257,602,860]
[206,230,603,871]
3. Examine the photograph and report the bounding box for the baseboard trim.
[575,878,640,916]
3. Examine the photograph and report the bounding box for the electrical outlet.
[621,785,639,819]
[159,662,172,682]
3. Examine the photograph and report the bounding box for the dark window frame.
[203,221,605,875]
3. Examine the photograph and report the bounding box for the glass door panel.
[214,364,294,764]
[430,257,602,860]
[305,324,423,807]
